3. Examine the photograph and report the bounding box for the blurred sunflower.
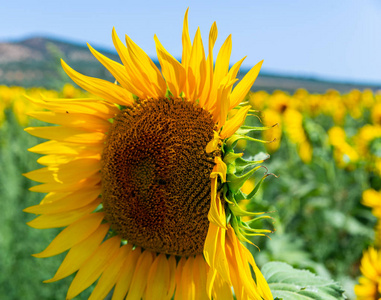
[261,109,282,153]
[354,247,381,300]
[328,126,359,168]
[283,108,312,163]
[24,9,273,300]
[362,189,381,218]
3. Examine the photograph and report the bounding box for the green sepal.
[246,173,270,199]
[234,157,264,173]
[223,152,243,166]
[236,124,278,135]
[224,152,263,175]
[225,134,272,150]
[165,89,174,98]
[230,215,256,245]
[228,201,268,217]
[227,166,262,193]
[231,189,246,202]
[241,219,273,232]
[222,186,234,204]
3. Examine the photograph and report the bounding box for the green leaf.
[261,262,346,300]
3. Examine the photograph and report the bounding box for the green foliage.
[261,262,346,300]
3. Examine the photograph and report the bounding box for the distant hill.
[0,36,380,93]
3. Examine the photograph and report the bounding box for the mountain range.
[0,36,380,93]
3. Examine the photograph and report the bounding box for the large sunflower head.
[24,9,273,300]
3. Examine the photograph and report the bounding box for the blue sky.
[1,0,380,84]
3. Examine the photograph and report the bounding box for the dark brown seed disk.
[101,98,217,256]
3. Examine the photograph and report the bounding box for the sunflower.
[24,9,273,300]
[362,189,381,218]
[354,247,381,300]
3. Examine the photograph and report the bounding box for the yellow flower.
[328,126,359,168]
[283,108,312,163]
[298,140,312,164]
[261,108,282,153]
[24,9,273,300]
[344,89,362,119]
[267,90,293,114]
[361,89,375,110]
[362,189,381,218]
[355,125,378,156]
[372,102,381,126]
[62,83,83,98]
[354,247,381,300]
[248,90,269,111]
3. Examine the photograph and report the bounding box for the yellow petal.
[208,178,227,228]
[154,35,186,98]
[213,35,232,87]
[111,28,153,99]
[39,191,71,205]
[36,153,100,167]
[112,247,142,300]
[28,111,110,132]
[181,256,195,300]
[24,126,105,144]
[237,233,273,299]
[207,34,232,111]
[174,257,187,300]
[66,236,121,299]
[27,95,119,119]
[208,157,228,228]
[89,244,133,300]
[220,105,251,139]
[23,158,101,184]
[29,140,103,157]
[229,60,263,110]
[193,254,208,299]
[214,77,237,127]
[44,223,110,282]
[226,227,263,300]
[212,272,234,300]
[61,60,132,106]
[87,43,138,101]
[33,212,105,258]
[227,56,246,82]
[166,255,177,299]
[125,35,167,98]
[125,250,155,300]
[188,27,206,101]
[205,130,220,153]
[146,254,171,300]
[203,223,231,285]
[37,155,76,167]
[211,156,227,182]
[252,258,274,300]
[27,197,101,228]
[29,173,101,193]
[181,8,192,69]
[200,22,218,108]
[24,188,101,214]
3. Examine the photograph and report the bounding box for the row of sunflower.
[245,88,381,299]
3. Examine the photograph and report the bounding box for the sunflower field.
[0,82,380,300]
